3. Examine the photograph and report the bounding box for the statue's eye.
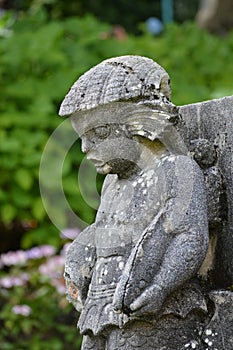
[94,126,111,139]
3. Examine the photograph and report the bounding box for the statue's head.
[59,56,186,176]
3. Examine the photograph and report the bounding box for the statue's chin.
[95,163,112,175]
[96,160,139,178]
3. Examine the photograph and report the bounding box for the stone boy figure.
[59,56,210,349]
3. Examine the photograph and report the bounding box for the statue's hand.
[129,284,166,317]
[113,283,166,316]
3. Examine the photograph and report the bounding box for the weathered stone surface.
[179,96,233,286]
[59,56,233,349]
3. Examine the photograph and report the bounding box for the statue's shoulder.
[101,174,117,195]
[159,154,203,176]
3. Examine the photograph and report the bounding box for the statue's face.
[80,124,141,177]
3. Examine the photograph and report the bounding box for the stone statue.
[59,56,233,349]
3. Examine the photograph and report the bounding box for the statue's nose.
[81,136,94,153]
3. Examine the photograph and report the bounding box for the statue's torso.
[78,154,208,335]
[78,156,172,334]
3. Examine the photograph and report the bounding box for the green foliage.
[0,11,110,248]
[0,9,233,249]
[14,0,200,33]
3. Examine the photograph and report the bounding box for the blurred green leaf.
[32,197,46,221]
[15,169,33,190]
[1,204,16,224]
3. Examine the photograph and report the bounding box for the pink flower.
[0,273,29,288]
[39,245,56,257]
[12,304,31,316]
[39,255,65,294]
[1,250,27,266]
[39,256,65,278]
[0,245,56,267]
[26,245,56,259]
[0,276,14,288]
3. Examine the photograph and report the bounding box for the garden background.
[0,0,233,349]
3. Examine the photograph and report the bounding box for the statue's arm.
[64,225,96,311]
[130,156,209,315]
[113,156,209,315]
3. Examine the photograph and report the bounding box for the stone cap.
[59,55,171,117]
